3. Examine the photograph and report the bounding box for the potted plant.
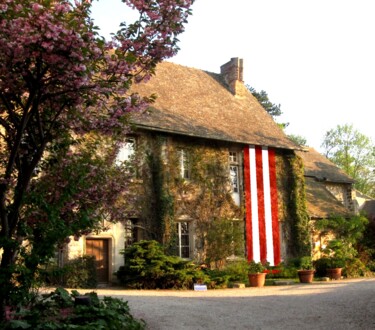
[248,261,267,287]
[323,240,348,280]
[326,255,346,280]
[297,256,315,283]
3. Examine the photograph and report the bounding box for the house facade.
[65,58,354,283]
[296,147,357,257]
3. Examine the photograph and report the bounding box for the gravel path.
[81,278,375,330]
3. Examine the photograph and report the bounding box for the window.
[178,149,190,179]
[116,138,135,165]
[229,151,238,163]
[176,222,190,258]
[230,165,239,193]
[229,151,240,205]
[124,219,134,248]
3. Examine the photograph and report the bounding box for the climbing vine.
[287,154,311,257]
[139,134,312,264]
[140,134,243,264]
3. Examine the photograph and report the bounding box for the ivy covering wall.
[276,151,311,258]
[137,133,243,267]
[135,132,311,264]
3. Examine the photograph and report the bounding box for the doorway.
[85,238,110,283]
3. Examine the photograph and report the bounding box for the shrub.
[313,258,331,277]
[367,260,375,272]
[248,261,266,274]
[64,256,97,288]
[203,269,231,289]
[117,240,209,289]
[41,256,97,289]
[224,260,249,283]
[264,262,298,279]
[344,258,370,278]
[2,287,145,329]
[298,256,314,270]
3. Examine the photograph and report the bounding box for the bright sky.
[91,0,375,152]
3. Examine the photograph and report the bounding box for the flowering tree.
[0,0,193,319]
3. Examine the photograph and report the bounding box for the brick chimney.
[220,57,246,97]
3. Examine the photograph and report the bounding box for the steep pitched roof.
[297,148,355,219]
[305,177,352,219]
[130,61,298,150]
[296,147,355,183]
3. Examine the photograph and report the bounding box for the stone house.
[296,147,357,256]
[65,58,356,284]
[296,147,356,219]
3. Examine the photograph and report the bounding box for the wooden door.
[86,239,109,283]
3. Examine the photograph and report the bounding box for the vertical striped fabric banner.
[243,145,280,266]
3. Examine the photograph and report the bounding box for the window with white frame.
[176,221,191,258]
[229,151,240,205]
[116,138,135,165]
[178,149,190,179]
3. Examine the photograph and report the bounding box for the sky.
[91,0,375,152]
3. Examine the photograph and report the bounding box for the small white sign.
[194,284,207,291]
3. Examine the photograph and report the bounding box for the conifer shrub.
[117,240,209,289]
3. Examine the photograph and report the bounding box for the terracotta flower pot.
[327,268,342,280]
[297,269,314,283]
[248,272,266,287]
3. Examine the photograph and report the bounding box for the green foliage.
[142,138,243,262]
[247,85,288,128]
[296,256,314,270]
[315,215,368,276]
[205,219,244,267]
[41,256,97,289]
[203,260,250,288]
[269,263,298,279]
[64,256,97,289]
[287,134,307,147]
[202,269,231,289]
[147,148,175,244]
[315,215,368,265]
[343,258,370,278]
[248,261,267,274]
[321,124,375,197]
[287,154,311,257]
[314,256,345,277]
[117,240,209,289]
[224,260,250,283]
[2,288,144,330]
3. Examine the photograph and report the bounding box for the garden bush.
[41,256,97,289]
[117,240,209,289]
[2,287,145,329]
[264,261,298,279]
[313,257,331,277]
[343,258,370,278]
[203,259,251,288]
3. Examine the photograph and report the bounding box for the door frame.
[85,237,112,284]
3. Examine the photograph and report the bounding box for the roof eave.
[133,123,299,151]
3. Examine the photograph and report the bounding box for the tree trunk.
[0,246,16,322]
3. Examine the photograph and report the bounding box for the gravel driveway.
[88,278,375,330]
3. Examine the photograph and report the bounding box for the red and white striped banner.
[243,145,281,266]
